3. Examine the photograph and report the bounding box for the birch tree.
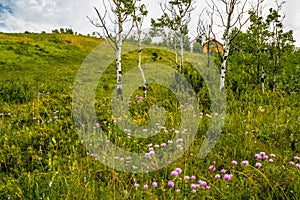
[152,0,193,73]
[133,1,148,97]
[88,0,136,98]
[208,0,252,91]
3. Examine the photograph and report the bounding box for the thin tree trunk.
[207,29,211,67]
[261,65,265,92]
[273,55,279,92]
[207,40,210,67]
[175,44,178,64]
[179,32,184,73]
[257,60,260,86]
[207,53,211,67]
[116,32,123,99]
[137,29,147,97]
[174,32,178,65]
[220,39,229,91]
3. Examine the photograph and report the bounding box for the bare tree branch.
[204,0,261,90]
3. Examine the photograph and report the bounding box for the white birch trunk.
[137,29,147,97]
[116,32,123,98]
[220,39,230,91]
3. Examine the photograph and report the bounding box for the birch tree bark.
[88,0,136,99]
[208,0,252,91]
[220,35,230,90]
[137,30,147,96]
[133,2,148,97]
[116,31,123,95]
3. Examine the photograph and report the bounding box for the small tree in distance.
[197,7,215,67]
[151,0,194,73]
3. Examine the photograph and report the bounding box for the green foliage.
[51,28,76,35]
[227,7,298,94]
[151,0,192,55]
[151,0,192,34]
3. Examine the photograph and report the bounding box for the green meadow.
[0,32,299,199]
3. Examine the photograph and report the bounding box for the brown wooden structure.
[202,39,224,55]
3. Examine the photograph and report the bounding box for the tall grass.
[0,33,299,199]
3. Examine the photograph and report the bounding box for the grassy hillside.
[0,33,299,199]
[0,33,102,101]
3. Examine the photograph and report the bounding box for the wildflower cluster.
[288,155,300,169]
[133,167,212,194]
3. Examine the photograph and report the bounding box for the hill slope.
[0,33,299,199]
[0,33,103,102]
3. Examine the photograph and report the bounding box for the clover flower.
[270,154,276,158]
[260,152,266,156]
[263,155,269,160]
[175,168,182,174]
[215,174,221,179]
[224,174,233,181]
[168,181,175,187]
[255,162,262,168]
[199,180,207,187]
[242,160,249,165]
[161,143,166,147]
[208,165,216,171]
[231,160,238,165]
[171,171,179,177]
